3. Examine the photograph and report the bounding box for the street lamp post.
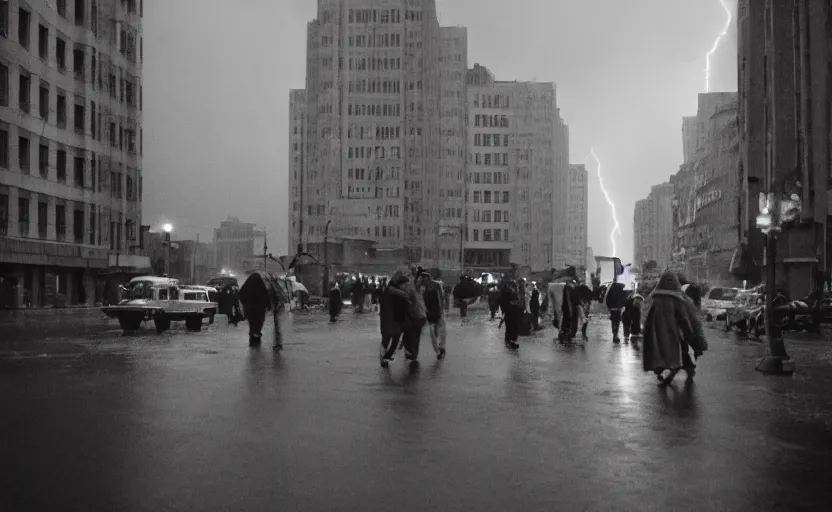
[162,224,173,277]
[323,220,332,294]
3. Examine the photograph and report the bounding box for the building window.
[0,193,8,235]
[0,1,7,37]
[473,229,479,242]
[73,48,84,79]
[89,205,96,245]
[73,156,84,187]
[75,0,85,26]
[0,128,7,168]
[0,63,7,106]
[38,201,47,238]
[38,24,48,59]
[18,8,30,49]
[484,229,492,241]
[56,204,66,239]
[73,208,84,243]
[503,191,509,203]
[56,37,66,71]
[57,93,66,128]
[484,191,491,203]
[39,83,48,119]
[74,103,85,132]
[39,142,48,176]
[18,136,30,171]
[58,0,67,17]
[18,70,30,113]
[18,197,29,236]
[56,149,66,182]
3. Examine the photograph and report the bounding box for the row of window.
[348,56,402,72]
[0,128,141,200]
[347,146,402,160]
[471,191,511,204]
[474,115,509,128]
[0,190,136,248]
[348,103,401,117]
[347,32,402,48]
[471,171,510,185]
[473,133,510,147]
[470,229,510,243]
[348,79,402,94]
[472,153,510,166]
[349,8,405,24]
[473,94,510,109]
[471,209,510,224]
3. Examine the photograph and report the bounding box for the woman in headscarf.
[643,272,708,385]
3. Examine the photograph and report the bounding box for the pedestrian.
[574,281,593,341]
[487,284,501,320]
[605,280,629,344]
[559,280,576,342]
[419,272,447,360]
[328,282,342,322]
[239,271,284,350]
[529,285,541,331]
[643,271,708,386]
[549,281,565,332]
[378,272,410,368]
[400,269,427,366]
[498,275,522,349]
[622,292,644,343]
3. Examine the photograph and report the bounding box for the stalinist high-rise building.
[290,1,450,270]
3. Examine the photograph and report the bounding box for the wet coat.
[328,287,343,318]
[643,273,708,372]
[379,283,410,338]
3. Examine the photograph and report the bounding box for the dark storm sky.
[141,0,737,261]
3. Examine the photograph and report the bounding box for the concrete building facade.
[563,163,587,270]
[1,0,145,308]
[465,72,563,275]
[213,217,265,274]
[288,89,305,253]
[736,0,830,298]
[295,0,444,271]
[671,92,741,285]
[632,182,673,271]
[633,198,652,268]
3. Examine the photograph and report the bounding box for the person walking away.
[378,273,411,367]
[643,271,707,386]
[419,272,447,360]
[549,281,565,332]
[559,281,577,342]
[574,281,593,340]
[487,284,501,320]
[499,276,522,349]
[238,272,284,350]
[328,282,343,322]
[529,285,541,331]
[605,281,629,344]
[400,270,427,366]
[622,292,644,343]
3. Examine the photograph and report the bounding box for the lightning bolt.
[704,0,733,92]
[583,148,621,257]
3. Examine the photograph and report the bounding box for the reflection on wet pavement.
[1,309,831,511]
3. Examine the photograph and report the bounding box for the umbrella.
[282,277,308,294]
[288,252,319,269]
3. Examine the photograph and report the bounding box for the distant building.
[563,164,588,270]
[213,217,265,273]
[288,89,305,253]
[632,182,674,271]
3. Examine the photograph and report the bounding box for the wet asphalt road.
[1,307,832,511]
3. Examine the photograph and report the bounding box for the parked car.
[702,287,741,321]
[102,276,218,334]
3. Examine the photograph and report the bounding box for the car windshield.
[709,288,738,301]
[127,281,155,300]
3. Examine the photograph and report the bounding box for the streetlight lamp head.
[163,223,173,233]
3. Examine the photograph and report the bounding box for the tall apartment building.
[288,89,305,253]
[1,0,144,308]
[293,1,445,269]
[633,198,651,268]
[433,26,466,276]
[562,163,587,270]
[681,116,698,164]
[633,182,674,271]
[670,92,739,284]
[737,0,830,297]
[465,66,564,275]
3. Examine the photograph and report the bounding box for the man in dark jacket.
[560,281,577,342]
[605,281,629,343]
[529,286,541,331]
[622,292,644,343]
[499,276,522,349]
[420,273,447,360]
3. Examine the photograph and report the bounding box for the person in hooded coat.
[238,271,283,350]
[643,272,708,385]
[328,282,343,322]
[378,272,411,367]
[622,292,644,342]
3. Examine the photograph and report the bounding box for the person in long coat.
[378,272,411,367]
[643,272,708,385]
[238,271,284,350]
[328,282,343,322]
